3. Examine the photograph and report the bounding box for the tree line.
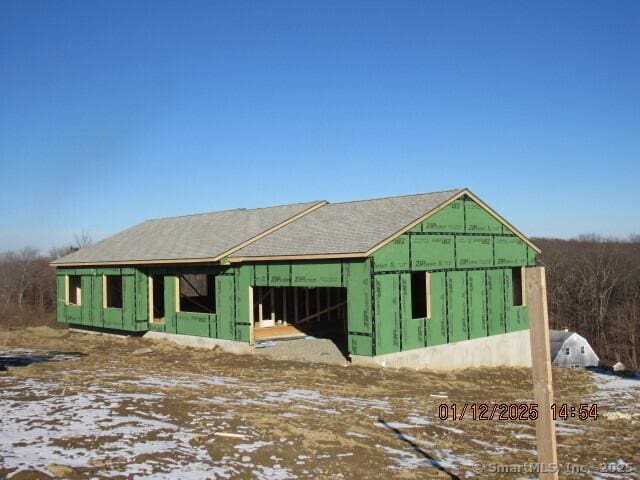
[534,235,639,371]
[0,233,91,328]
[0,234,638,370]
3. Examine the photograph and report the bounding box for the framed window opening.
[512,267,525,306]
[411,271,431,320]
[177,273,216,314]
[66,275,82,306]
[149,275,166,322]
[103,275,123,309]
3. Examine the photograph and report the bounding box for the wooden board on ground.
[254,324,307,340]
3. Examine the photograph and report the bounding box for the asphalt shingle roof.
[51,201,325,265]
[230,189,463,258]
[52,189,470,265]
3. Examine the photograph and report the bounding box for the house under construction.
[52,189,539,367]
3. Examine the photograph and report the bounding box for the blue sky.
[1,1,638,252]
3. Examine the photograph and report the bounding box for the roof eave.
[50,257,222,268]
[50,200,329,268]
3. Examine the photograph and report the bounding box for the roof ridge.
[328,188,463,207]
[145,200,325,222]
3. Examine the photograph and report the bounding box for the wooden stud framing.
[297,301,347,324]
[270,288,275,322]
[148,276,154,322]
[102,275,107,309]
[425,271,432,319]
[248,286,255,345]
[283,289,288,325]
[175,276,180,313]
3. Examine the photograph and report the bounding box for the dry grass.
[0,326,638,479]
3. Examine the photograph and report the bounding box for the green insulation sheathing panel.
[67,305,82,324]
[374,237,410,272]
[216,274,236,340]
[507,306,529,332]
[447,271,468,343]
[344,259,372,334]
[467,271,488,339]
[487,270,506,336]
[254,264,269,286]
[410,235,455,270]
[176,312,214,337]
[504,269,530,332]
[254,261,344,287]
[163,275,178,334]
[426,271,447,346]
[135,270,148,323]
[234,265,253,341]
[465,199,502,234]
[80,275,93,326]
[349,334,373,356]
[55,268,147,332]
[455,236,493,268]
[291,261,342,287]
[400,273,424,350]
[374,274,401,355]
[268,264,291,286]
[494,237,527,267]
[91,275,103,327]
[420,199,465,232]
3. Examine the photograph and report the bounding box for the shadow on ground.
[378,418,461,480]
[0,350,85,370]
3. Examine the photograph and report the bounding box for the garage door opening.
[252,286,347,353]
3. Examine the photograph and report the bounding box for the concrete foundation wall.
[351,329,532,370]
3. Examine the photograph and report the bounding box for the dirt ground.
[1,326,638,479]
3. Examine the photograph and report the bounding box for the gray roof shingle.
[51,201,325,265]
[230,189,463,258]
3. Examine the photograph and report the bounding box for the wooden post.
[294,288,299,324]
[270,288,276,322]
[148,276,154,322]
[248,286,255,345]
[305,288,310,317]
[258,287,263,324]
[525,267,558,480]
[283,288,288,325]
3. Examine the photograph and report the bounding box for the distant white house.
[550,330,599,368]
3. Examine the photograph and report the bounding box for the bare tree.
[536,235,640,370]
[74,231,93,249]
